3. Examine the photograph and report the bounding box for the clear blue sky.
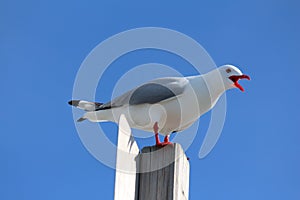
[1,0,300,199]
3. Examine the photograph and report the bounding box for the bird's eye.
[226,68,231,73]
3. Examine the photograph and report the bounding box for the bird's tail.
[68,100,104,122]
[68,100,103,111]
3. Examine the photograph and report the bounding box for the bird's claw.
[156,141,173,147]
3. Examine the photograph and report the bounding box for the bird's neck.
[202,70,226,99]
[186,71,226,114]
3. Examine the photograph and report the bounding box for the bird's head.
[219,64,250,92]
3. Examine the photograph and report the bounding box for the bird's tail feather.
[77,117,87,122]
[68,100,103,111]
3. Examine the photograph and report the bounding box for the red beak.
[228,75,250,92]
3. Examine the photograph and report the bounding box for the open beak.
[228,75,250,92]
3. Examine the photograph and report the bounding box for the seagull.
[69,64,250,146]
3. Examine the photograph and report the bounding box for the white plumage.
[69,64,250,145]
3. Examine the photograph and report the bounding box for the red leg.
[152,122,173,146]
[153,122,161,145]
[162,135,172,146]
[164,135,169,143]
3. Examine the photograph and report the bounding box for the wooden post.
[137,144,189,200]
[114,115,140,200]
[114,115,190,200]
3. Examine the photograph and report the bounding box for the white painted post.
[114,115,140,200]
[114,115,190,200]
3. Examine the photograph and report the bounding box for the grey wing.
[98,77,189,110]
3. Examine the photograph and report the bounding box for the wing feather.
[98,77,189,110]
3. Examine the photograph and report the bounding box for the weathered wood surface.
[114,115,190,200]
[137,144,189,200]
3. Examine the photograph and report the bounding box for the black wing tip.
[68,100,80,106]
[77,117,86,122]
[95,102,103,107]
